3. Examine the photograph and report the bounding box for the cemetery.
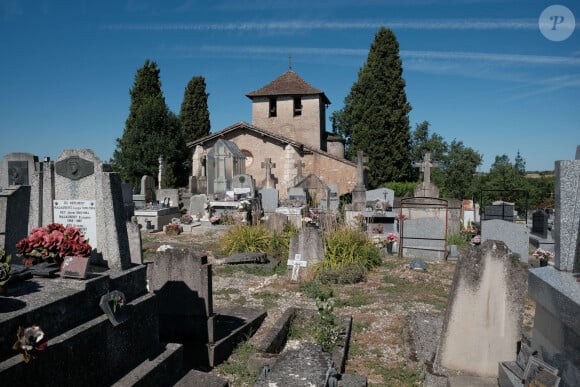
[0,138,578,386]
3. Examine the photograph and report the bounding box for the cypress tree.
[113,60,188,188]
[331,28,412,187]
[180,76,211,143]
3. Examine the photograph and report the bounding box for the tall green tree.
[439,140,482,199]
[113,60,188,188]
[410,121,448,181]
[331,27,412,187]
[180,76,211,143]
[481,154,529,212]
[514,150,526,176]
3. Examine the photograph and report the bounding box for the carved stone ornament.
[55,156,94,180]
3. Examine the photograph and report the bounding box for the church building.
[187,69,358,199]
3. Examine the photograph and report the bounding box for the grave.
[147,248,266,367]
[133,175,156,209]
[259,188,279,214]
[414,152,440,198]
[502,145,580,387]
[435,240,527,379]
[364,187,396,237]
[319,183,339,211]
[484,201,515,222]
[287,228,325,281]
[231,173,256,199]
[350,151,367,211]
[480,219,529,263]
[206,139,245,197]
[260,158,277,189]
[402,217,447,260]
[531,209,549,239]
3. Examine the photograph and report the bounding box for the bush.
[268,223,299,260]
[319,228,381,271]
[447,233,470,247]
[315,263,367,284]
[220,225,272,255]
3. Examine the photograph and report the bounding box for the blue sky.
[1,0,578,173]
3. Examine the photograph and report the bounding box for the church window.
[293,97,302,116]
[269,98,277,117]
[242,149,254,168]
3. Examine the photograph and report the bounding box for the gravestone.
[532,210,549,239]
[414,152,440,198]
[480,219,529,263]
[1,153,54,230]
[320,183,339,211]
[518,146,580,387]
[190,194,208,220]
[288,228,325,280]
[351,151,367,211]
[484,201,515,222]
[141,175,156,203]
[232,174,256,199]
[54,149,132,270]
[121,182,134,218]
[260,158,277,189]
[149,248,215,343]
[288,187,307,206]
[436,240,527,378]
[206,139,246,195]
[402,217,447,260]
[294,160,305,185]
[157,188,179,208]
[366,187,394,208]
[259,188,279,214]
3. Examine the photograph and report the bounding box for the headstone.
[366,188,394,208]
[141,175,156,203]
[288,228,325,279]
[99,290,130,326]
[320,183,339,211]
[190,194,208,220]
[553,153,580,272]
[436,240,527,377]
[263,213,288,234]
[121,182,134,217]
[288,187,307,206]
[287,253,308,282]
[232,174,256,199]
[260,188,279,213]
[294,160,306,185]
[206,139,246,195]
[351,151,367,211]
[532,210,549,239]
[402,217,447,260]
[462,199,475,226]
[480,219,529,263]
[149,248,214,343]
[261,158,277,189]
[156,188,179,208]
[414,152,440,198]
[60,256,90,279]
[54,149,132,270]
[484,201,515,222]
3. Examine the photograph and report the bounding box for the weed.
[220,225,272,255]
[299,281,333,300]
[214,337,258,385]
[316,263,367,284]
[368,361,423,386]
[447,233,470,247]
[319,228,382,271]
[334,289,374,308]
[352,320,371,334]
[253,290,281,309]
[315,296,341,353]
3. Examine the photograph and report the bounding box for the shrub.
[268,223,299,259]
[319,228,381,272]
[315,263,367,284]
[447,233,469,247]
[220,225,272,255]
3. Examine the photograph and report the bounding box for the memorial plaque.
[8,160,29,185]
[55,156,94,180]
[60,256,89,279]
[53,200,98,248]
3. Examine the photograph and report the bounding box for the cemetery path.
[142,230,536,386]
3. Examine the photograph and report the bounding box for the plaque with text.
[53,200,98,249]
[60,256,89,279]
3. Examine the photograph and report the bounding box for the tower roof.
[246,70,330,104]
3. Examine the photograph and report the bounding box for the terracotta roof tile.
[246,70,330,104]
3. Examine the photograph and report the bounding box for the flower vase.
[387,243,393,255]
[539,258,548,267]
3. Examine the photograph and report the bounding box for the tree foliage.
[112,60,189,188]
[410,121,448,181]
[180,76,211,143]
[331,27,412,187]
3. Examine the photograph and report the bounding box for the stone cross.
[158,155,165,189]
[414,152,439,184]
[355,151,368,188]
[261,158,276,188]
[294,160,305,183]
[287,253,307,282]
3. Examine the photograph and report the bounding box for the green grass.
[381,271,449,310]
[334,288,374,308]
[351,320,371,334]
[367,362,423,386]
[299,281,334,300]
[214,337,258,385]
[253,290,281,309]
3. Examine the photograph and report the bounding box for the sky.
[1,0,579,173]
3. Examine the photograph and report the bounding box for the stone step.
[112,343,185,387]
[0,265,147,362]
[0,292,160,386]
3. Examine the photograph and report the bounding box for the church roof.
[246,70,331,104]
[187,121,355,168]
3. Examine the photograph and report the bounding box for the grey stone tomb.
[402,217,447,260]
[350,151,367,211]
[480,219,529,263]
[288,228,325,280]
[436,240,527,378]
[532,210,549,239]
[259,188,279,214]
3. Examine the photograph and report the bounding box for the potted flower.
[0,248,12,295]
[165,223,181,235]
[210,214,221,225]
[16,223,92,267]
[533,248,554,267]
[471,235,481,246]
[180,214,193,225]
[384,233,398,255]
[12,325,48,363]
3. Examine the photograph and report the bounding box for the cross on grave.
[294,160,306,182]
[355,151,368,188]
[287,253,307,282]
[261,158,276,188]
[414,152,439,184]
